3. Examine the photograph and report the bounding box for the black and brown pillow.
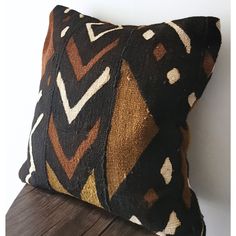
[19,5,221,236]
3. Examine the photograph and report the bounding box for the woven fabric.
[19,5,221,236]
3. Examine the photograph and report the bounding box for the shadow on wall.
[187,31,230,205]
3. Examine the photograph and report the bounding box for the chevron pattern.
[48,114,101,179]
[56,67,110,124]
[66,37,119,81]
[19,5,222,236]
[46,161,72,195]
[80,169,102,208]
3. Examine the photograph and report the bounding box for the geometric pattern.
[66,37,119,81]
[129,215,142,225]
[46,161,72,195]
[80,169,102,208]
[86,22,123,42]
[142,29,155,40]
[156,211,181,235]
[166,68,181,85]
[19,5,222,236]
[48,114,101,179]
[166,21,191,54]
[56,68,110,124]
[106,60,159,199]
[160,157,173,185]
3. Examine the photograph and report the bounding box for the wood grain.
[6,185,154,236]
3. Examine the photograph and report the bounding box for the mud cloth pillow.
[19,5,221,236]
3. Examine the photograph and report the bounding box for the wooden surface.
[6,185,154,236]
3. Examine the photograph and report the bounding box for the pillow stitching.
[42,8,87,191]
[100,26,138,211]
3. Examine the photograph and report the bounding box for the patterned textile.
[19,5,221,235]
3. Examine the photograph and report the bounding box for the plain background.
[2,1,230,235]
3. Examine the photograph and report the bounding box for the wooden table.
[6,185,154,236]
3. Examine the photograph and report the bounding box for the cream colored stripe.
[64,8,71,13]
[129,215,142,225]
[37,90,42,102]
[25,113,44,183]
[61,26,70,38]
[86,22,123,42]
[57,67,111,124]
[166,21,191,54]
[216,20,221,31]
[156,232,166,236]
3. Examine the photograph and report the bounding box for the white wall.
[2,1,230,235]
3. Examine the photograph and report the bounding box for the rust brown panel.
[66,37,119,81]
[42,11,54,77]
[48,114,101,180]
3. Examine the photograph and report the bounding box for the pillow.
[19,5,221,236]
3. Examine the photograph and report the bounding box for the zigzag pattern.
[56,67,110,124]
[48,114,101,179]
[44,7,124,207]
[66,37,119,81]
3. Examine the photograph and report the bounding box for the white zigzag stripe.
[57,67,111,124]
[37,90,42,102]
[25,113,44,183]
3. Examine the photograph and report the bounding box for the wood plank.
[100,217,154,236]
[6,185,105,236]
[82,214,117,236]
[6,185,155,236]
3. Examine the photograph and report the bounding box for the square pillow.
[19,5,221,236]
